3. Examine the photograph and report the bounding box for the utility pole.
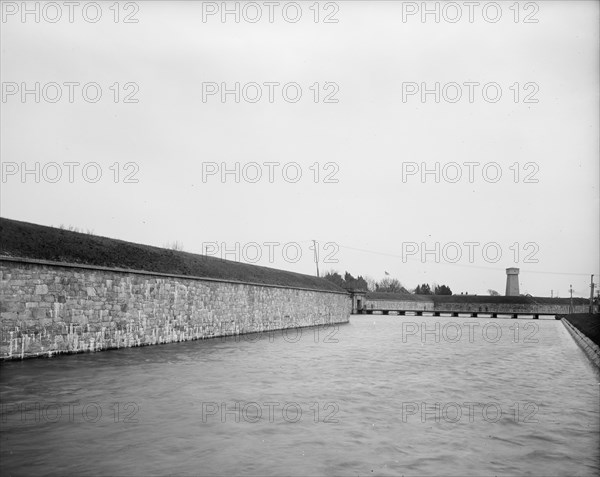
[569,284,573,314]
[311,239,320,278]
[590,275,595,314]
[551,289,553,298]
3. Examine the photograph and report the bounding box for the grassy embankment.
[561,313,600,347]
[0,217,345,293]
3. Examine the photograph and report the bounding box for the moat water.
[1,315,598,476]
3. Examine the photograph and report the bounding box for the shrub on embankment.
[561,313,600,347]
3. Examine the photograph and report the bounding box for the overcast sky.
[1,1,598,297]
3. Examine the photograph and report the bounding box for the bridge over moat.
[350,292,590,320]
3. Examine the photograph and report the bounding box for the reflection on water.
[1,316,598,476]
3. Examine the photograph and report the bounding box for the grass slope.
[562,313,600,346]
[0,217,346,293]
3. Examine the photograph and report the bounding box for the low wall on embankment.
[359,292,589,315]
[430,301,589,315]
[0,258,351,360]
[364,299,434,312]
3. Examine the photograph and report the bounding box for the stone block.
[33,309,48,320]
[0,301,25,313]
[35,284,49,295]
[74,315,89,325]
[1,311,21,321]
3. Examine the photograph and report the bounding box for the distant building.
[505,268,520,296]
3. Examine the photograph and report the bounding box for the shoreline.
[561,315,600,368]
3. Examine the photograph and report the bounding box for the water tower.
[505,268,520,296]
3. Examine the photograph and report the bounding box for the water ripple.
[1,316,598,476]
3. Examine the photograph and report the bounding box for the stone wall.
[362,297,588,315]
[364,299,435,312]
[0,258,351,360]
[432,301,589,314]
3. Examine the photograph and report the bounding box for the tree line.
[322,271,453,295]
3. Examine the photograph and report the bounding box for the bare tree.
[377,277,407,293]
[364,276,378,292]
[164,241,185,251]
